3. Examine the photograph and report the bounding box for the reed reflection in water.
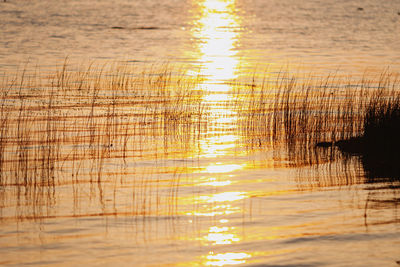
[0,63,205,220]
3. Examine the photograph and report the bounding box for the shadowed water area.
[1,0,400,266]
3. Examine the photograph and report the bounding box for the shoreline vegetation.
[236,70,400,179]
[2,63,400,180]
[0,61,399,219]
[0,62,205,185]
[0,62,206,219]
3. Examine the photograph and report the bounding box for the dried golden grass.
[0,62,204,189]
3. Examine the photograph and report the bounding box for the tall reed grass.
[0,62,204,220]
[236,70,400,176]
[2,61,399,220]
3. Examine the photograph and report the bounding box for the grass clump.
[0,61,205,220]
[236,70,400,176]
[362,91,400,153]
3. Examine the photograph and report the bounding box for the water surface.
[0,0,400,266]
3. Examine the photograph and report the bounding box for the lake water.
[0,0,400,266]
[1,0,400,73]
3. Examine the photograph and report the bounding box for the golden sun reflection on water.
[205,252,252,266]
[187,204,240,217]
[199,178,232,187]
[192,0,241,83]
[198,191,246,203]
[198,135,240,158]
[202,163,243,174]
[188,0,253,266]
[202,226,240,245]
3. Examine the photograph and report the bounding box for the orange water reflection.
[187,0,253,265]
[198,191,246,203]
[191,0,241,83]
[202,226,240,245]
[205,252,252,266]
[199,178,232,187]
[202,163,243,174]
[190,0,245,188]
